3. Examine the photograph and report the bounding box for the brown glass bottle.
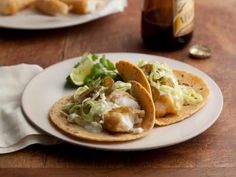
[142,0,194,50]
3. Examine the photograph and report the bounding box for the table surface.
[0,0,236,176]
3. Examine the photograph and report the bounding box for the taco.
[116,60,209,126]
[49,78,155,142]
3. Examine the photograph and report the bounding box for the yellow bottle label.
[173,0,194,37]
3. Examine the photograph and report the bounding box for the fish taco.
[50,73,155,141]
[116,60,209,126]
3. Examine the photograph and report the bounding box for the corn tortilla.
[116,61,152,94]
[49,81,155,142]
[155,70,209,125]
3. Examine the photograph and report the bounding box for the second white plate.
[0,0,125,30]
[22,53,223,151]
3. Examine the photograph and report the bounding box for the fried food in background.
[0,0,105,16]
[34,0,70,16]
[0,0,35,15]
[61,0,103,14]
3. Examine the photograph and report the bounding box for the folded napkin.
[0,64,59,154]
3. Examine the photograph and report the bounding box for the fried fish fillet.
[60,0,103,14]
[34,0,70,16]
[0,0,35,15]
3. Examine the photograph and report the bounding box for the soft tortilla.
[155,70,209,126]
[49,81,155,142]
[116,61,209,126]
[116,61,152,94]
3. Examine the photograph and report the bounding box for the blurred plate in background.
[0,0,126,30]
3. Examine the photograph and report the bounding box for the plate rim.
[21,52,223,151]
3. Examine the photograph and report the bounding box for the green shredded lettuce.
[73,85,89,100]
[114,81,132,92]
[137,59,147,67]
[180,85,203,105]
[139,60,203,110]
[150,62,178,87]
[159,85,183,110]
[61,86,116,132]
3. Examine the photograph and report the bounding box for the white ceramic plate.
[22,53,223,151]
[0,0,122,30]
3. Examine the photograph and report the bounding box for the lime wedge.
[69,57,93,86]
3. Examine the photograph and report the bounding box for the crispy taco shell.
[49,81,155,142]
[116,60,209,126]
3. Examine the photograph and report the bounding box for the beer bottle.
[141,0,194,50]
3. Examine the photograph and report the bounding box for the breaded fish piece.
[34,0,70,16]
[0,0,35,15]
[60,0,103,14]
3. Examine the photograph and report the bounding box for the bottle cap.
[189,44,211,59]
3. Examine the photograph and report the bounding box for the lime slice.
[69,57,93,86]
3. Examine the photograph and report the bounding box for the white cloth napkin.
[0,64,59,154]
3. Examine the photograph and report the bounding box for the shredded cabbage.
[86,93,112,117]
[159,85,183,110]
[62,86,117,132]
[114,81,132,92]
[180,85,203,105]
[139,61,203,111]
[137,59,147,67]
[73,85,89,100]
[149,61,179,88]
